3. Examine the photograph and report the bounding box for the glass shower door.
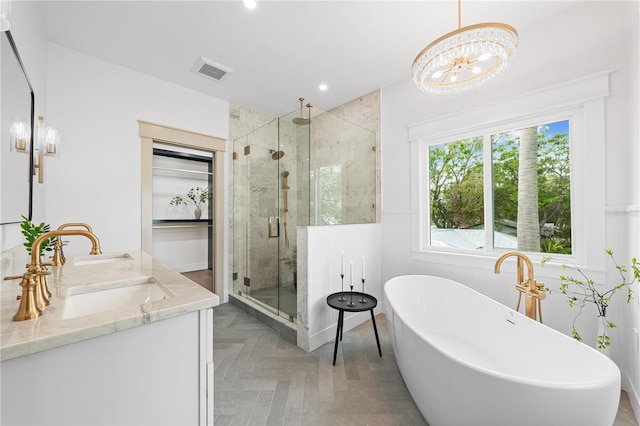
[232,120,288,319]
[247,121,280,316]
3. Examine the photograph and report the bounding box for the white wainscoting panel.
[297,223,382,352]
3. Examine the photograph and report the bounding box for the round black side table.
[326,291,382,366]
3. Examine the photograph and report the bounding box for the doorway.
[139,121,226,298]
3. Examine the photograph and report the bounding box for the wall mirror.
[1,30,34,224]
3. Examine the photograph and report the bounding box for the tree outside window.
[428,120,572,254]
[311,164,343,225]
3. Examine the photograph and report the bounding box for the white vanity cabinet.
[0,249,217,425]
[1,308,213,425]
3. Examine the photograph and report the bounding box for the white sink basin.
[62,276,172,319]
[73,252,133,266]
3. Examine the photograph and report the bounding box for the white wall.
[380,0,639,419]
[45,43,229,257]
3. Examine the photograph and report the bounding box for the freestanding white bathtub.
[384,275,621,426]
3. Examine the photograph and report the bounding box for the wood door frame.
[139,120,226,298]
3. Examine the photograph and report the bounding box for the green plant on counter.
[20,215,56,258]
[542,249,638,349]
[169,187,212,209]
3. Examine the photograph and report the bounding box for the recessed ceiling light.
[242,0,257,10]
[319,84,328,91]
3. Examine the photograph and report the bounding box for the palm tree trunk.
[517,127,540,252]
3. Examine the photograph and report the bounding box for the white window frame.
[409,72,610,278]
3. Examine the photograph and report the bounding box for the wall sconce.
[34,116,60,184]
[10,116,30,152]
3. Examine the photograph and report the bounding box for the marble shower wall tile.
[327,90,381,222]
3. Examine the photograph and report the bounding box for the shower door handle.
[268,216,279,238]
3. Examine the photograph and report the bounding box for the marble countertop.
[0,248,219,361]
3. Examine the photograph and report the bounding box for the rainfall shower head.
[292,117,310,125]
[269,149,285,160]
[292,97,311,125]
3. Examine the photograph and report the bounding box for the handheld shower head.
[281,171,289,178]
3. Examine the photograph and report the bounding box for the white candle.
[362,255,365,280]
[350,261,353,285]
[341,251,344,275]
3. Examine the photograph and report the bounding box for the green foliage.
[314,165,342,225]
[571,329,582,342]
[492,125,572,252]
[541,238,571,254]
[428,122,572,253]
[429,138,484,229]
[279,246,297,273]
[20,215,55,257]
[596,333,611,350]
[544,249,638,348]
[169,187,212,209]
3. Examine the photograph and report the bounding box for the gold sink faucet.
[3,270,50,321]
[7,229,101,321]
[51,223,95,266]
[494,251,546,322]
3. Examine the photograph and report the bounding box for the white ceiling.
[38,1,584,117]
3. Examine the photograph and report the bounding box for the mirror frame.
[1,30,34,224]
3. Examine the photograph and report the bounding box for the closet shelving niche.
[152,145,214,271]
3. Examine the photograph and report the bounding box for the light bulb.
[10,117,29,151]
[432,70,444,79]
[242,0,257,10]
[0,0,11,32]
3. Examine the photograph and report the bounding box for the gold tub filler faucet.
[3,228,102,321]
[494,251,546,323]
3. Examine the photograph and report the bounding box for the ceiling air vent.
[192,57,233,82]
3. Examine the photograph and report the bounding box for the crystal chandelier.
[412,0,518,96]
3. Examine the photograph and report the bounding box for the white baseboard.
[621,370,640,425]
[170,262,209,273]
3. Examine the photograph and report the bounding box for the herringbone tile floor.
[212,302,638,426]
[213,303,428,425]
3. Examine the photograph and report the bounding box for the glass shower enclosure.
[232,104,375,323]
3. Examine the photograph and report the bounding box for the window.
[427,118,572,254]
[409,72,610,269]
[311,164,343,225]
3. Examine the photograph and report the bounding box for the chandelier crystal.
[412,2,518,96]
